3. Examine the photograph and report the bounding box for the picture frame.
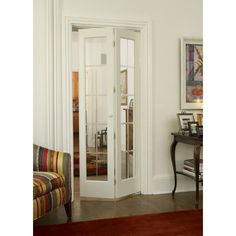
[181,38,203,110]
[197,113,203,126]
[177,113,195,131]
[188,121,198,136]
[120,69,128,105]
[196,125,203,137]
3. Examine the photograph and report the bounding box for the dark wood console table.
[170,133,203,207]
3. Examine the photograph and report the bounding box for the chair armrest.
[33,144,71,201]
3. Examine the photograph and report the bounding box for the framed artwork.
[196,125,203,137]
[177,113,195,131]
[188,121,198,136]
[181,38,203,109]
[120,69,128,105]
[197,113,203,126]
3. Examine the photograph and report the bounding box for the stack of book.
[183,159,203,180]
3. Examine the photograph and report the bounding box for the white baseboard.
[152,174,203,195]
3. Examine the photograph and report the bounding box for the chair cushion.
[33,171,65,199]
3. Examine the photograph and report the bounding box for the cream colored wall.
[34,0,203,193]
[33,0,52,148]
[65,0,203,193]
[34,0,63,151]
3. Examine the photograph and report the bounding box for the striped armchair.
[33,144,72,220]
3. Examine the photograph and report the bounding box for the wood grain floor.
[34,177,202,225]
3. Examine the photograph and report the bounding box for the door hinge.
[113,87,116,93]
[113,41,115,47]
[114,132,116,139]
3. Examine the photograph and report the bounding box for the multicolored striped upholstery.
[33,171,65,199]
[33,145,71,220]
[33,187,67,220]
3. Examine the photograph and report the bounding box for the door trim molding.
[62,16,153,198]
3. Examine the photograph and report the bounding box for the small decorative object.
[181,38,203,109]
[177,112,195,131]
[188,122,198,136]
[197,113,203,126]
[196,125,203,137]
[120,69,128,105]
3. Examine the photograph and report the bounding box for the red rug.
[34,209,202,236]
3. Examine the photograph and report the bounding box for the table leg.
[170,139,177,197]
[194,145,201,208]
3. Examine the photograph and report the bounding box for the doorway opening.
[71,26,141,200]
[65,17,152,202]
[72,71,80,198]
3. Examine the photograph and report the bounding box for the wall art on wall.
[181,38,203,109]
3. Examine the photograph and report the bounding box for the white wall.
[33,0,53,148]
[65,0,203,193]
[34,0,64,151]
[34,0,203,193]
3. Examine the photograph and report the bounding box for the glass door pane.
[85,37,108,181]
[120,38,135,180]
[115,29,140,199]
[79,27,115,199]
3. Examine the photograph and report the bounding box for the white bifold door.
[79,27,140,199]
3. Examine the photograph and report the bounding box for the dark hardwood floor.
[34,177,202,226]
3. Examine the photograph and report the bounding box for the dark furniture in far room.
[170,133,203,207]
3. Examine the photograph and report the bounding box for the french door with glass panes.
[78,27,140,199]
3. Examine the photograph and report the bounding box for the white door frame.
[61,16,153,200]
